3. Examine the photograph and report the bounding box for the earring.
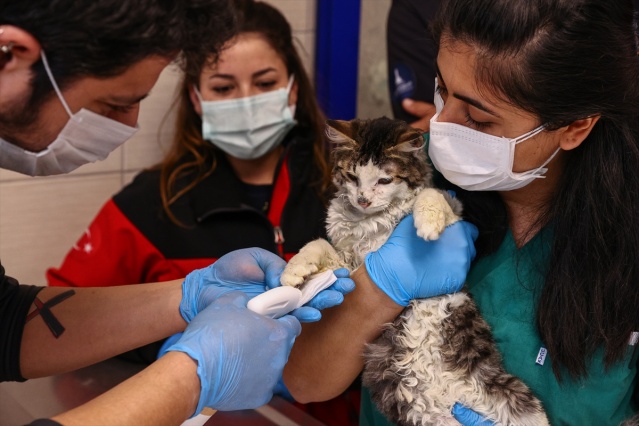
[0,29,14,54]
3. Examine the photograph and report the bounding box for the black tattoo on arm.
[25,290,76,338]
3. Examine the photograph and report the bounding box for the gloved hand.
[270,267,355,322]
[451,403,495,426]
[180,248,354,323]
[364,215,478,306]
[167,291,301,414]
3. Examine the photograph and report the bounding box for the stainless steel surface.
[0,358,326,426]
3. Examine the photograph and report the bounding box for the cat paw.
[415,218,446,240]
[413,188,460,240]
[280,260,320,287]
[281,238,342,287]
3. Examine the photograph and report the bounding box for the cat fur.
[280,117,549,426]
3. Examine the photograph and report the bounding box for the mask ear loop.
[511,124,561,179]
[512,124,546,144]
[192,85,204,103]
[40,50,74,119]
[286,74,296,93]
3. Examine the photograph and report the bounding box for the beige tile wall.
[357,0,392,119]
[0,0,317,286]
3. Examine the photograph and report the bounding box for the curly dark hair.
[0,0,236,109]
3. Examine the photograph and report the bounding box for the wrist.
[352,266,405,316]
[162,350,203,417]
[363,253,409,306]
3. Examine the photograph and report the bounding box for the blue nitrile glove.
[157,332,183,359]
[168,291,301,414]
[273,375,295,401]
[270,267,355,322]
[452,403,495,426]
[180,248,353,323]
[364,215,478,306]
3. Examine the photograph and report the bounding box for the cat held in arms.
[280,117,549,426]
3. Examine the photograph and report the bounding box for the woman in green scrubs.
[283,0,639,424]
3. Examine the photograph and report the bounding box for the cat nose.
[357,197,371,208]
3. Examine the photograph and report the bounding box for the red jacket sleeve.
[46,199,168,287]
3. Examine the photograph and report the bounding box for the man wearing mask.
[0,1,356,424]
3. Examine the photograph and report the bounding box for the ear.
[395,127,426,152]
[557,115,600,151]
[326,119,358,148]
[187,84,203,116]
[288,78,298,109]
[0,26,41,72]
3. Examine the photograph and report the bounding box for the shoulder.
[113,169,162,206]
[111,169,164,222]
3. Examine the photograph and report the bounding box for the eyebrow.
[209,67,278,80]
[435,68,501,118]
[104,94,149,105]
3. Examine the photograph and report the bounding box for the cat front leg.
[280,238,343,287]
[413,188,463,240]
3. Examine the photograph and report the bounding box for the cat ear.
[395,128,426,153]
[326,119,356,146]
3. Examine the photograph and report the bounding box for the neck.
[500,153,564,247]
[226,145,284,185]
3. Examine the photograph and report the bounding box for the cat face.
[326,117,432,214]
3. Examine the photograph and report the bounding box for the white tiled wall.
[0,0,317,286]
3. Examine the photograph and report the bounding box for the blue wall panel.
[315,0,361,120]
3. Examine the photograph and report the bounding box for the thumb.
[253,249,287,288]
[461,221,479,242]
[276,314,302,338]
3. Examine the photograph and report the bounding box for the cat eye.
[377,178,393,185]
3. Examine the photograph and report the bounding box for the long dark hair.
[433,0,639,379]
[158,0,332,225]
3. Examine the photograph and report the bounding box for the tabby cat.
[281,117,549,426]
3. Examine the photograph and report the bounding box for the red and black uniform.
[48,128,328,289]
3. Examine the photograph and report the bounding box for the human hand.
[167,292,301,414]
[364,215,478,306]
[180,248,354,323]
[401,99,436,132]
[273,267,355,322]
[180,248,285,322]
[451,403,496,426]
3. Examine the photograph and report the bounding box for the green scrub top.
[360,227,638,426]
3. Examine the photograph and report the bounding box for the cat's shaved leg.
[281,238,342,287]
[413,188,462,240]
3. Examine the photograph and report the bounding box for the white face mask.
[428,88,559,191]
[0,51,138,176]
[196,75,296,160]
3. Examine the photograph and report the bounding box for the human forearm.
[20,280,185,378]
[51,351,199,426]
[283,266,403,402]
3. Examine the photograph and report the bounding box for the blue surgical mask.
[195,76,296,159]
